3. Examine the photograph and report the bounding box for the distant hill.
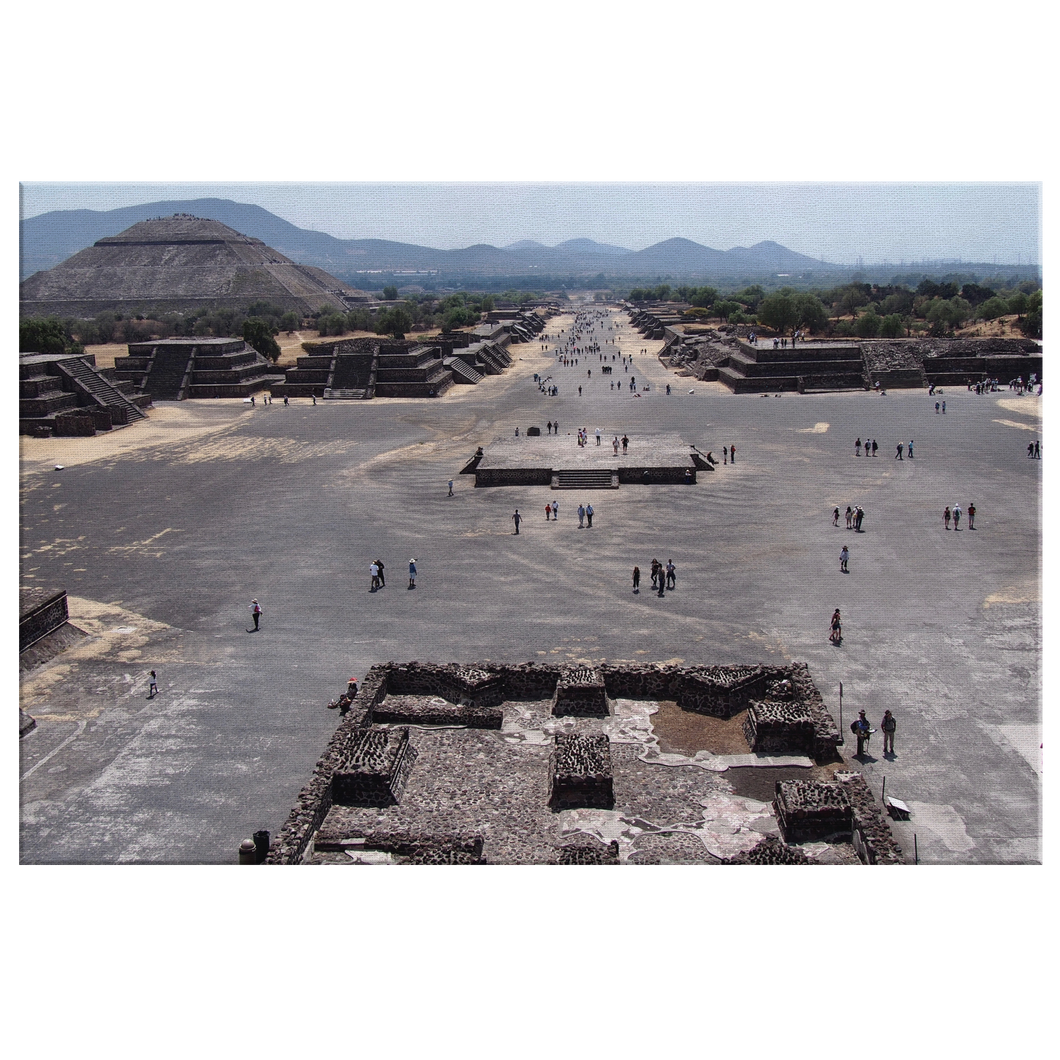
[21,196,841,283]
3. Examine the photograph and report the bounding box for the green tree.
[480,295,495,312]
[854,309,882,338]
[1019,310,1042,339]
[375,306,413,338]
[731,285,765,310]
[690,286,718,308]
[757,292,800,335]
[978,296,1009,320]
[838,284,870,319]
[653,284,672,301]
[880,290,914,316]
[279,311,300,333]
[795,293,829,334]
[243,317,281,361]
[20,317,82,356]
[713,300,740,321]
[382,285,398,300]
[1007,291,1029,319]
[879,314,905,338]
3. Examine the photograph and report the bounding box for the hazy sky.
[20,182,1039,265]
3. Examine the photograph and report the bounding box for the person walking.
[148,670,159,699]
[632,566,641,593]
[613,435,619,454]
[908,440,914,459]
[730,444,736,464]
[586,503,594,528]
[845,506,853,529]
[856,437,862,457]
[1034,440,1040,458]
[830,608,842,645]
[941,400,946,413]
[840,545,849,573]
[374,560,385,587]
[512,509,522,534]
[881,710,897,756]
[952,503,961,530]
[872,439,878,457]
[547,420,553,435]
[854,506,864,532]
[545,503,552,521]
[577,504,585,528]
[723,446,728,465]
[595,428,601,446]
[968,503,976,530]
[408,558,417,589]
[370,563,380,591]
[622,434,629,453]
[666,559,676,589]
[895,442,904,460]
[944,506,951,529]
[833,507,840,527]
[448,480,454,497]
[249,599,262,631]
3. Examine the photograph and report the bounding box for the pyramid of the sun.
[19,214,364,318]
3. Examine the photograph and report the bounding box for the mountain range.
[20,197,836,283]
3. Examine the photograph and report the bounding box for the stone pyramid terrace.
[468,431,711,488]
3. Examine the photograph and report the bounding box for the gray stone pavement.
[18,307,1042,863]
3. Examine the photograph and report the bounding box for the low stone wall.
[331,726,416,806]
[474,467,553,487]
[617,466,696,485]
[555,839,620,864]
[835,772,903,864]
[313,830,485,864]
[744,699,816,754]
[19,588,69,652]
[727,835,812,865]
[868,368,925,389]
[372,696,504,729]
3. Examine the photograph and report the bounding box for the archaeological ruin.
[258,660,902,865]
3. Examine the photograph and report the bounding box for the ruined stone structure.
[773,773,902,863]
[19,585,86,678]
[20,352,151,436]
[268,314,539,400]
[20,215,363,318]
[111,337,283,400]
[647,309,1044,394]
[264,660,860,866]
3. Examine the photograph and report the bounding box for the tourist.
[872,439,878,457]
[852,710,871,757]
[833,507,840,527]
[856,437,862,457]
[1034,440,1040,458]
[148,670,158,699]
[586,503,594,528]
[448,480,454,497]
[370,563,380,591]
[249,599,262,630]
[730,444,736,464]
[613,436,619,454]
[552,499,559,520]
[512,509,521,534]
[944,506,951,529]
[622,434,629,453]
[1028,443,1034,458]
[666,560,676,589]
[968,503,976,530]
[830,609,842,644]
[881,710,897,756]
[374,560,386,588]
[547,420,552,435]
[283,395,289,406]
[408,559,417,589]
[595,428,601,446]
[952,503,961,530]
[895,443,904,460]
[578,504,585,528]
[723,446,728,465]
[545,503,552,521]
[941,400,946,413]
[840,545,849,573]
[854,506,865,532]
[908,440,914,459]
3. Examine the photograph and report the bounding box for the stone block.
[548,732,614,810]
[743,698,816,754]
[331,726,416,806]
[773,779,852,843]
[552,667,609,717]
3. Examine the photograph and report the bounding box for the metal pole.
[914,834,918,864]
[882,776,886,802]
[839,682,843,733]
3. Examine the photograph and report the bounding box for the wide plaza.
[18,305,1042,863]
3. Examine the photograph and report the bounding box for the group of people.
[943,504,975,530]
[833,505,866,531]
[366,558,417,588]
[854,437,878,457]
[631,559,676,596]
[851,709,897,757]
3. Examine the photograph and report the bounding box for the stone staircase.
[551,468,618,490]
[55,355,148,423]
[445,357,484,385]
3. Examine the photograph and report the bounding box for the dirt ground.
[650,700,752,756]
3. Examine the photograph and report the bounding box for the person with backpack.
[881,710,897,755]
[249,599,262,631]
[830,609,842,645]
[851,710,872,757]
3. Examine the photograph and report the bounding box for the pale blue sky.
[20,182,1040,266]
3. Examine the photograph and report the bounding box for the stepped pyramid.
[19,214,365,318]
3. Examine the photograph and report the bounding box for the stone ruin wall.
[266,660,845,864]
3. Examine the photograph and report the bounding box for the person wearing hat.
[881,710,897,755]
[408,558,417,589]
[851,710,872,757]
[249,599,262,631]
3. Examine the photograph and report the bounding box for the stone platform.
[472,432,709,488]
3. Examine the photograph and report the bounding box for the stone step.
[552,468,618,490]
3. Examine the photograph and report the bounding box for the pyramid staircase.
[373,344,454,398]
[55,356,148,423]
[445,357,484,385]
